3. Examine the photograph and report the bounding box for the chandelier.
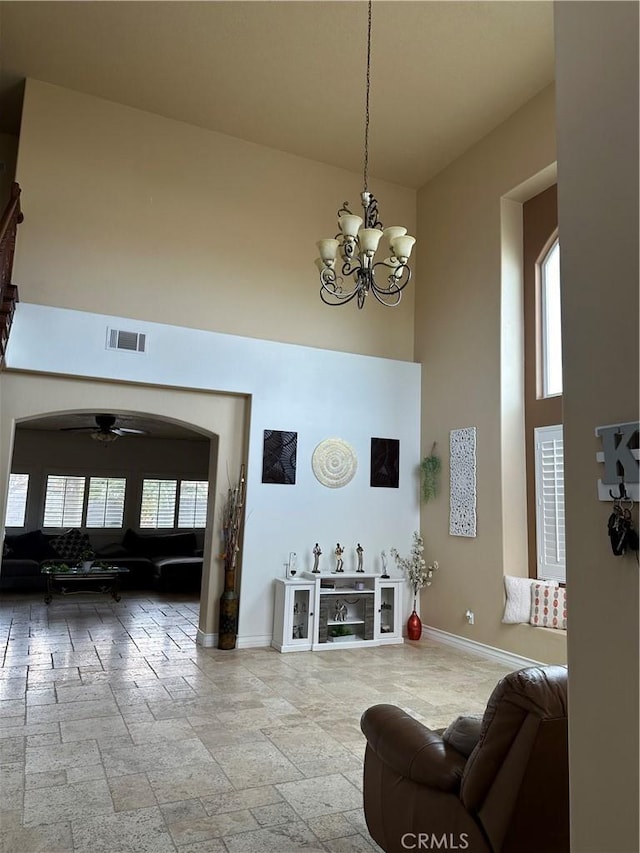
[316,1,415,309]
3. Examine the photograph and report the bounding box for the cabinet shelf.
[327,618,364,626]
[319,588,374,595]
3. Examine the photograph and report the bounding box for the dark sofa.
[1,528,203,593]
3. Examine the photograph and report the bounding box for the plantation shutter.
[43,475,86,527]
[178,480,209,528]
[5,473,29,527]
[140,479,177,528]
[86,478,126,528]
[534,425,566,582]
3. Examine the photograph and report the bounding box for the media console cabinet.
[272,572,404,652]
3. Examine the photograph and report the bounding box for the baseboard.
[422,625,543,668]
[196,629,217,648]
[236,634,271,649]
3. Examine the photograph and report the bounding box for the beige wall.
[13,80,416,361]
[0,372,248,638]
[415,84,566,664]
[555,3,639,851]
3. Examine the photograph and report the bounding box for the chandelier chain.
[363,0,372,194]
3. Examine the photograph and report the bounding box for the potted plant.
[329,624,354,643]
[391,532,439,640]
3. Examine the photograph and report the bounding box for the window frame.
[41,470,129,530]
[139,476,210,530]
[537,232,563,399]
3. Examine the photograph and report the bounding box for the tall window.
[540,239,563,397]
[5,473,29,528]
[524,186,563,580]
[140,478,209,529]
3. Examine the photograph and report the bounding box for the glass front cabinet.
[272,580,315,652]
[272,574,403,652]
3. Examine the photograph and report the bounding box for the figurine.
[312,543,322,573]
[380,550,390,578]
[334,600,347,621]
[356,543,364,572]
[334,543,344,573]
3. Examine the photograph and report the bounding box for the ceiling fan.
[61,414,147,443]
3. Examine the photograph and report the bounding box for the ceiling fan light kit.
[315,0,415,309]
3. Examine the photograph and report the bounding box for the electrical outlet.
[465,609,475,625]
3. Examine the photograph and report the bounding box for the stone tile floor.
[0,592,514,852]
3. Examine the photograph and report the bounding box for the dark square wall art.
[370,437,400,488]
[262,430,298,485]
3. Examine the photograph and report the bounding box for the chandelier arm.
[370,285,403,308]
[371,262,412,295]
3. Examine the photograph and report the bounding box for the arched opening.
[0,373,249,645]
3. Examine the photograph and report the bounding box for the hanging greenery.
[421,442,441,503]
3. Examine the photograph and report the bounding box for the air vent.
[106,328,147,353]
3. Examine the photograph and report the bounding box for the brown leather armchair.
[360,665,568,853]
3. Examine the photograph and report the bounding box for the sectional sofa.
[1,528,203,593]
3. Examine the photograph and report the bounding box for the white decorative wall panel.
[449,427,477,537]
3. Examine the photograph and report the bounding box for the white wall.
[3,302,421,646]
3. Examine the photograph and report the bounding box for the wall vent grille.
[106,328,146,353]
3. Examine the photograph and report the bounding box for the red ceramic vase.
[407,609,422,641]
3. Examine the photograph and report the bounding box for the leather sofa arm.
[361,704,467,793]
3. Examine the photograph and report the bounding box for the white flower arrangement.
[391,531,439,598]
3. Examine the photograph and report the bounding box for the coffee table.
[41,565,130,604]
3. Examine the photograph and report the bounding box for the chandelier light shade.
[315,1,415,309]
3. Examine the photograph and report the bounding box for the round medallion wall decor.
[312,438,357,488]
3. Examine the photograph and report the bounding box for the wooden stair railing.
[0,182,23,360]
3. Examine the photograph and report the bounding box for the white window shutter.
[43,475,86,527]
[140,479,177,528]
[86,478,126,528]
[5,473,29,527]
[178,480,209,528]
[534,425,566,582]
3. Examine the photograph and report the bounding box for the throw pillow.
[530,583,567,630]
[50,529,95,564]
[442,714,484,758]
[502,576,538,624]
[4,530,57,560]
[2,540,12,558]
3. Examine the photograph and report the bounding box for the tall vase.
[218,566,238,650]
[407,596,422,641]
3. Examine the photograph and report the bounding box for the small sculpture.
[380,550,390,578]
[356,543,364,572]
[312,543,322,573]
[334,543,344,573]
[334,600,347,621]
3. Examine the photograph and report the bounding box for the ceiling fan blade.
[60,426,96,431]
[115,428,147,435]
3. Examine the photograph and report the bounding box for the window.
[178,480,209,528]
[140,479,177,528]
[140,478,209,528]
[540,239,563,397]
[5,473,29,527]
[43,475,86,527]
[534,425,566,583]
[86,477,126,528]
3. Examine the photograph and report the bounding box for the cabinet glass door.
[291,587,312,642]
[379,584,398,637]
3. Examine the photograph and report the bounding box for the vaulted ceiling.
[0,1,554,189]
